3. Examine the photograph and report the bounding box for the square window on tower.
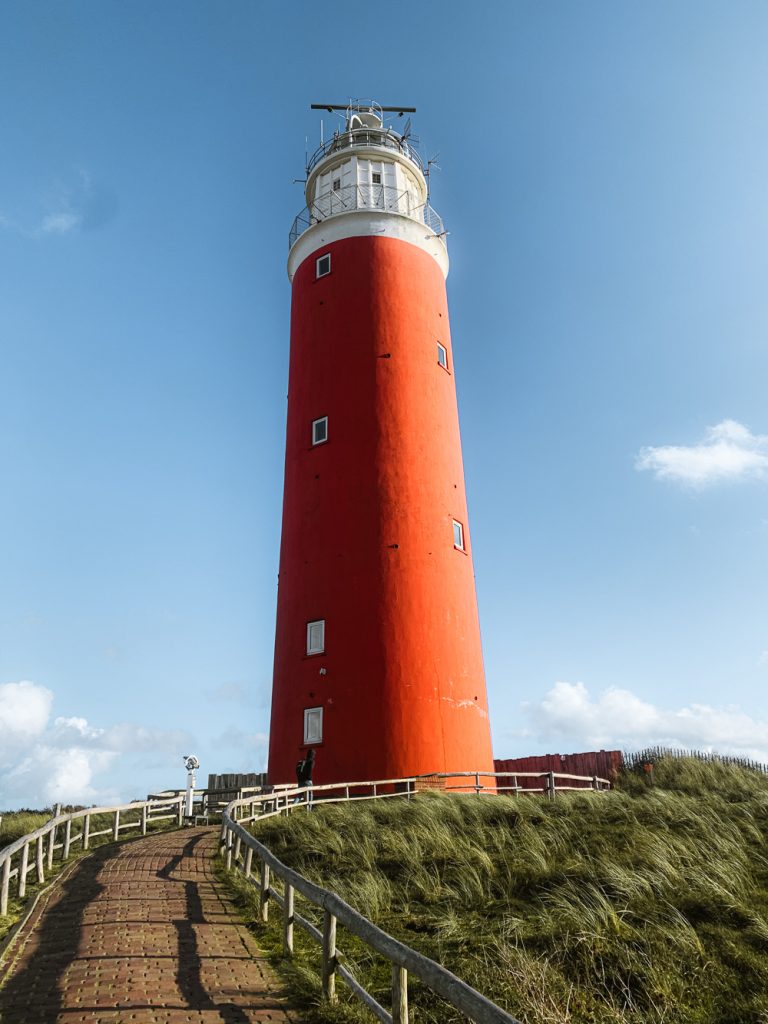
[312,416,328,446]
[306,619,325,655]
[437,342,448,370]
[332,177,341,191]
[316,253,331,278]
[304,707,323,745]
[372,172,382,184]
[452,520,465,551]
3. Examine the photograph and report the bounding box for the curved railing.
[220,770,610,1023]
[307,129,423,175]
[0,795,186,916]
[289,182,444,250]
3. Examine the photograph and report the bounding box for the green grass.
[222,759,768,1024]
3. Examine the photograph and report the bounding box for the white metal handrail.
[0,795,185,916]
[289,182,444,249]
[220,769,610,1022]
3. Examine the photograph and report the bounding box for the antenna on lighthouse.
[310,103,416,115]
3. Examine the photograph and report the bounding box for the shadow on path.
[0,831,291,1023]
[0,844,111,1022]
[159,833,251,1024]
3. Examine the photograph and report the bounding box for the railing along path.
[0,795,186,916]
[221,769,610,1024]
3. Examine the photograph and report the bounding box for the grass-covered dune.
[237,759,768,1024]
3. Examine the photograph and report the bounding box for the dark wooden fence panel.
[494,751,622,790]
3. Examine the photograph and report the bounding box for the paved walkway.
[0,828,300,1024]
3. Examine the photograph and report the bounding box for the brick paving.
[0,829,300,1024]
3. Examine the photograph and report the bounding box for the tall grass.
[230,760,768,1024]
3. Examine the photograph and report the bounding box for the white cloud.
[523,680,768,762]
[0,680,192,810]
[635,419,768,487]
[0,681,52,741]
[38,210,81,235]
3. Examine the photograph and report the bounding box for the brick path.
[0,828,300,1024]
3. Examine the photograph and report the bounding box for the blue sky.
[1,1,766,808]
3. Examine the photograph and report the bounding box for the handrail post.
[113,809,120,841]
[176,798,183,827]
[392,964,408,1024]
[35,836,45,883]
[260,861,270,922]
[18,843,29,898]
[283,882,294,954]
[322,909,337,1002]
[513,774,519,797]
[475,771,481,796]
[47,808,59,870]
[225,828,233,870]
[244,846,254,879]
[83,813,91,850]
[234,834,242,865]
[1,856,10,915]
[592,774,599,791]
[547,772,556,800]
[63,818,72,860]
[141,805,148,835]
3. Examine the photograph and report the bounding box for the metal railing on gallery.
[289,182,445,249]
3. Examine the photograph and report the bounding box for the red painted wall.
[268,234,494,786]
[494,751,622,789]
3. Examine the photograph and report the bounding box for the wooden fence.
[220,769,610,1023]
[0,795,186,916]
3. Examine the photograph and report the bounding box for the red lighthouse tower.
[268,102,494,786]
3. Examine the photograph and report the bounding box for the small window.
[316,253,331,278]
[452,520,465,551]
[312,416,328,446]
[372,172,381,185]
[437,343,448,369]
[304,707,323,745]
[332,177,341,191]
[307,619,325,655]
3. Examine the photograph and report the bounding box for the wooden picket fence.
[220,769,610,1023]
[0,795,186,916]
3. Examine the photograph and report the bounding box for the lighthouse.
[268,101,494,786]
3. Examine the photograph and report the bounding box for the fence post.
[48,805,60,870]
[547,772,556,800]
[113,810,120,842]
[18,843,29,898]
[260,862,270,923]
[513,774,519,797]
[283,883,294,954]
[244,846,253,879]
[1,856,10,916]
[141,805,148,836]
[475,771,481,796]
[592,775,599,791]
[234,834,242,866]
[392,965,408,1024]
[225,828,233,870]
[83,814,91,850]
[176,799,183,827]
[63,818,72,860]
[322,910,337,1002]
[35,836,45,884]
